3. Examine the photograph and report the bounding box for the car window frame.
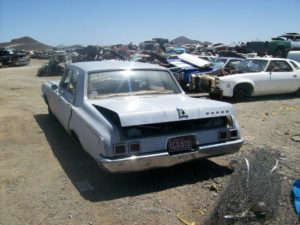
[59,67,79,103]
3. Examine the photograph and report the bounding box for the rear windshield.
[87,70,181,98]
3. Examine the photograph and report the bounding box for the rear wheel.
[296,88,300,97]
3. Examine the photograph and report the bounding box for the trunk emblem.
[177,108,188,119]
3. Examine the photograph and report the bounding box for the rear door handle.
[293,75,297,78]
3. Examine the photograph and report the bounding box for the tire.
[296,88,300,97]
[233,87,245,102]
[209,92,216,98]
[233,84,253,102]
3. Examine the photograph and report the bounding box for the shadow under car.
[34,114,233,202]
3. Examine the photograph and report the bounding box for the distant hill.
[171,36,211,45]
[56,44,69,49]
[0,36,53,51]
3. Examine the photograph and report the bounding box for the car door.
[288,60,300,91]
[52,67,78,131]
[243,60,271,96]
[266,60,297,94]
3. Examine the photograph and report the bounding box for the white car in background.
[210,58,300,101]
[287,51,300,63]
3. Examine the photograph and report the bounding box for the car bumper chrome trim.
[97,139,243,172]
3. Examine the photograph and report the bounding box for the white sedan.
[210,58,300,101]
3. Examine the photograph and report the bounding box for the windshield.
[210,58,227,69]
[87,70,181,98]
[199,57,227,69]
[236,59,268,72]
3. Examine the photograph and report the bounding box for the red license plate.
[167,135,196,153]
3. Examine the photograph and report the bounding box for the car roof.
[251,57,291,61]
[70,60,167,72]
[270,57,292,61]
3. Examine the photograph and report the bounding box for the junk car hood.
[89,94,234,127]
[219,71,264,81]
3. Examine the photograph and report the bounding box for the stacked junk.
[35,33,300,94]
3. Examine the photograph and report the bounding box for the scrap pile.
[0,48,30,67]
[31,32,300,93]
[37,51,72,76]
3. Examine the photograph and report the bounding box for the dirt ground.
[0,60,300,225]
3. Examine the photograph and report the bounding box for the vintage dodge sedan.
[42,61,243,172]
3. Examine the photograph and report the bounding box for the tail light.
[230,129,238,139]
[129,142,140,153]
[114,142,141,155]
[114,144,126,155]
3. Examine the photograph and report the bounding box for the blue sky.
[0,0,299,46]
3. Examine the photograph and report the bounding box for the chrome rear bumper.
[97,139,243,173]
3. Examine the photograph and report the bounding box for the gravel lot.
[1,60,300,225]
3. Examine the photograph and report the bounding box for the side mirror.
[51,84,58,90]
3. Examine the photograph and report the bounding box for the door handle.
[293,75,297,78]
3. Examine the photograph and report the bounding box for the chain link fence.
[205,146,282,225]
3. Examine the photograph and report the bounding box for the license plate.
[167,135,197,153]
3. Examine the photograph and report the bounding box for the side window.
[59,68,72,90]
[266,60,293,72]
[266,61,276,72]
[225,60,241,69]
[289,61,300,70]
[59,68,78,95]
[67,70,78,95]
